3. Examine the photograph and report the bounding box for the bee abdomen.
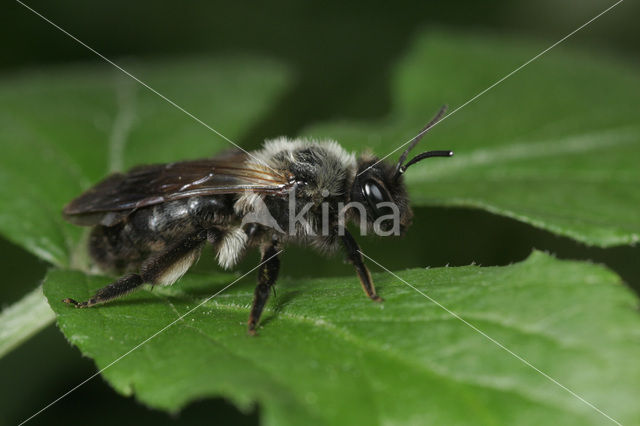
[88,195,236,273]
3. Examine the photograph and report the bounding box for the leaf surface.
[44,251,640,425]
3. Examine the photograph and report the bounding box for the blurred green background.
[2,0,638,424]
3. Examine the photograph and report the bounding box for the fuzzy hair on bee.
[62,106,453,334]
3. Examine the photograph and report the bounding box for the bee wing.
[63,151,294,225]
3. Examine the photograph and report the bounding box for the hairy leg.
[247,241,280,334]
[63,229,219,308]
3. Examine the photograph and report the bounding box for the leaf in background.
[0,57,291,267]
[304,31,640,247]
[44,251,640,425]
[0,285,54,358]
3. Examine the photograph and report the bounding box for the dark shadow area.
[0,238,48,306]
[275,206,640,294]
[261,289,302,328]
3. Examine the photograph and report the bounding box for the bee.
[62,106,453,334]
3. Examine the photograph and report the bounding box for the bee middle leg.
[63,228,219,308]
[341,229,382,302]
[247,241,280,335]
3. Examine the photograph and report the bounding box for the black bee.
[62,106,453,334]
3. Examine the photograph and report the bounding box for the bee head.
[351,157,412,235]
[351,105,453,236]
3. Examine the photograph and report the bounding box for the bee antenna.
[394,105,447,177]
[396,150,454,178]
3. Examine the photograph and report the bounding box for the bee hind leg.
[247,241,280,335]
[63,273,144,308]
[63,229,217,308]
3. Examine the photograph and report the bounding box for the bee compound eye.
[363,180,386,204]
[362,180,392,218]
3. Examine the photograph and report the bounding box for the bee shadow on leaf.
[259,289,302,328]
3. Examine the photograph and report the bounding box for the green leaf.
[304,31,640,247]
[44,251,640,425]
[0,285,55,358]
[0,57,291,267]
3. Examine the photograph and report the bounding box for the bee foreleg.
[63,229,216,308]
[247,241,280,335]
[341,230,382,302]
